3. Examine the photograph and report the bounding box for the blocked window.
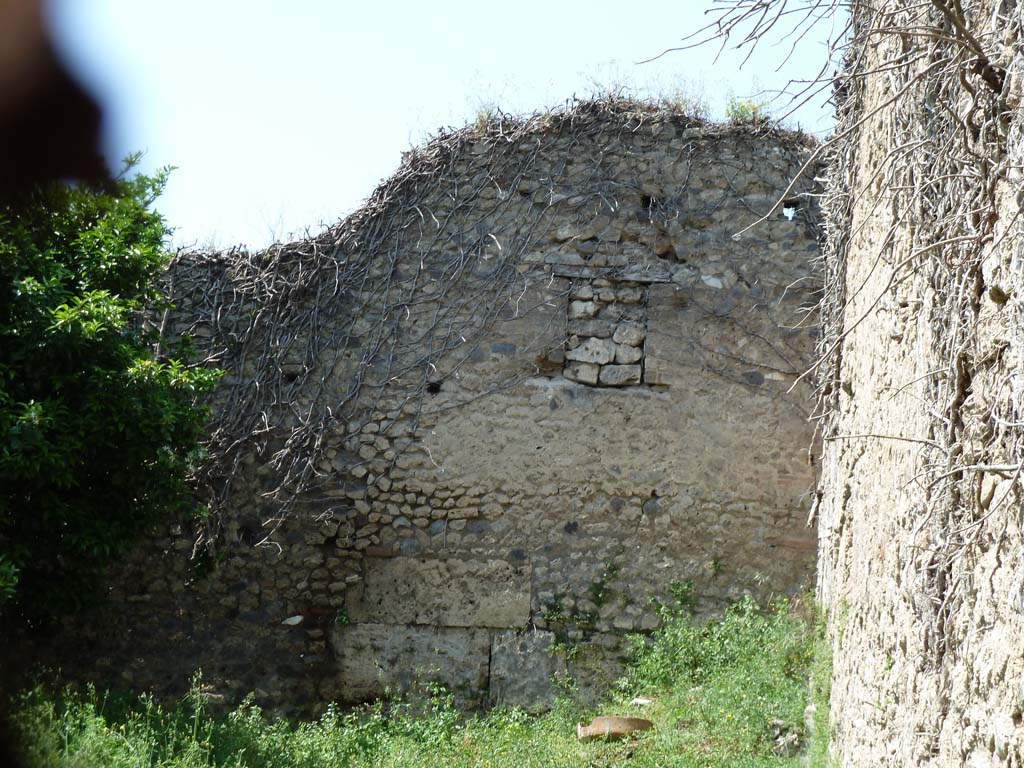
[563,279,647,387]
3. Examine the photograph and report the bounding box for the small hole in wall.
[642,490,660,516]
[641,194,655,211]
[782,198,801,221]
[239,525,258,546]
[426,381,442,394]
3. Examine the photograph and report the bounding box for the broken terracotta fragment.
[576,716,653,743]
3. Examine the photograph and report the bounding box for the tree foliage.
[0,160,219,619]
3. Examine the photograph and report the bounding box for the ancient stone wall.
[43,102,820,714]
[816,3,1024,765]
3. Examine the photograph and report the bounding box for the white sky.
[46,1,840,250]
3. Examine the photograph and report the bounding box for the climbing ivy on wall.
[0,160,219,620]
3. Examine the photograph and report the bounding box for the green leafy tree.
[0,160,219,620]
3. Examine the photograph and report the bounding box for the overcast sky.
[46,1,841,250]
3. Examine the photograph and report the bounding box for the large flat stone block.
[346,557,532,628]
[328,622,490,705]
[488,629,565,712]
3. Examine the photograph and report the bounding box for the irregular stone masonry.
[25,100,823,716]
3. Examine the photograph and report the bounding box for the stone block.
[329,623,490,705]
[570,283,594,300]
[550,223,575,242]
[701,274,724,289]
[613,322,646,346]
[619,262,672,283]
[615,285,645,304]
[565,337,615,364]
[569,300,597,319]
[614,343,643,364]
[564,361,599,385]
[568,319,615,338]
[488,629,565,712]
[599,365,642,386]
[346,557,531,627]
[545,252,586,266]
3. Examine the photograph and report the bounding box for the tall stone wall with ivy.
[815,2,1024,765]
[40,102,821,714]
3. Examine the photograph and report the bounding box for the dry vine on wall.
[164,110,573,548]
[826,0,1020,665]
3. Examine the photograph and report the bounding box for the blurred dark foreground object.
[0,0,110,199]
[1,6,110,766]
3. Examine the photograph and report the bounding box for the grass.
[10,597,830,767]
[805,617,835,768]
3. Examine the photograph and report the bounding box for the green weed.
[725,96,771,126]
